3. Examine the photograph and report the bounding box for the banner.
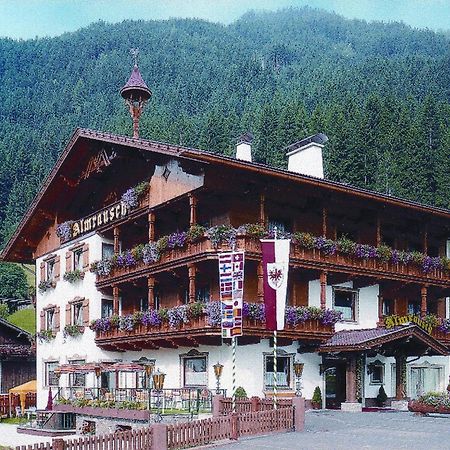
[261,239,290,331]
[218,252,245,338]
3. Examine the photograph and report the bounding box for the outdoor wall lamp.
[213,362,224,394]
[293,361,304,397]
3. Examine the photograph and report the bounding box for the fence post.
[292,397,305,432]
[52,438,65,450]
[151,422,168,450]
[250,396,260,412]
[230,412,238,440]
[212,394,224,417]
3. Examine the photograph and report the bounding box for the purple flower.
[423,256,443,273]
[116,250,136,268]
[143,243,159,264]
[90,317,112,332]
[119,315,134,332]
[141,310,162,327]
[121,188,138,209]
[168,306,189,328]
[243,302,265,321]
[391,250,400,264]
[167,232,187,249]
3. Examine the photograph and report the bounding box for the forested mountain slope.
[1,7,449,247]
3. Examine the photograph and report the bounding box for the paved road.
[214,409,450,450]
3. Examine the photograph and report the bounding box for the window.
[368,360,384,385]
[382,298,393,316]
[408,301,420,315]
[72,302,84,326]
[46,308,55,330]
[73,248,83,271]
[264,354,292,390]
[69,359,85,387]
[101,299,114,318]
[45,361,59,387]
[183,356,207,387]
[102,243,114,260]
[196,286,210,303]
[46,258,56,282]
[333,288,358,321]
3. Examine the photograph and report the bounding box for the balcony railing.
[94,313,334,351]
[95,235,449,287]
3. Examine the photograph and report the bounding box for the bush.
[234,387,247,399]
[312,386,322,405]
[376,385,388,406]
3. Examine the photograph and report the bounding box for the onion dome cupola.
[120,49,152,138]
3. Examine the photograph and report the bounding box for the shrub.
[376,385,388,406]
[312,386,322,405]
[63,269,84,283]
[234,387,247,399]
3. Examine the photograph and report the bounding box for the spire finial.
[130,48,139,66]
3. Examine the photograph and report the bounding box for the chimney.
[286,133,328,178]
[236,132,253,162]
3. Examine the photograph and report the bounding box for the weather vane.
[130,48,139,66]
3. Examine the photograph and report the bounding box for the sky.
[0,0,450,40]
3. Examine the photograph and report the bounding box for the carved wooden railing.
[94,316,334,350]
[431,328,450,346]
[96,235,449,287]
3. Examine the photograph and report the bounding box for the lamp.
[151,369,166,422]
[145,364,154,378]
[213,362,224,394]
[293,361,304,397]
[94,366,102,378]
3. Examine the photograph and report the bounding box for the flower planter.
[408,401,450,414]
[54,404,150,420]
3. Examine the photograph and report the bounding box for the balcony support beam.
[147,276,155,309]
[188,264,196,303]
[113,227,120,255]
[148,211,155,242]
[113,285,119,315]
[320,271,327,310]
[378,294,384,324]
[376,214,382,247]
[257,262,264,302]
[189,194,197,227]
[259,193,266,227]
[421,285,428,318]
[322,207,327,238]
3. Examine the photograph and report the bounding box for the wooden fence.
[0,393,20,417]
[218,396,292,415]
[15,397,304,450]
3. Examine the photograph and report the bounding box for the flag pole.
[232,335,236,413]
[273,226,278,410]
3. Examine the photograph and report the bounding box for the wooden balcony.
[96,236,450,288]
[431,329,450,348]
[94,316,334,351]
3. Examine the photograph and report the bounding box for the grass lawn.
[1,417,28,425]
[7,308,36,334]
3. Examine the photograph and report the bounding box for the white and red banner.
[261,239,290,331]
[218,252,245,338]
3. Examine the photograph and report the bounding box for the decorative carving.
[80,148,117,180]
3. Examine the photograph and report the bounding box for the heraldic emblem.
[267,263,286,290]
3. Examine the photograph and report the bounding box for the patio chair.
[15,406,23,418]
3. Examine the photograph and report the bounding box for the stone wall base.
[390,400,409,411]
[341,402,363,412]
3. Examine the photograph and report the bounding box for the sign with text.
[384,314,433,335]
[218,251,245,338]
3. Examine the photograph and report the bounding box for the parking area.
[214,409,450,450]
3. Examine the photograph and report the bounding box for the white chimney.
[236,132,253,162]
[286,133,328,179]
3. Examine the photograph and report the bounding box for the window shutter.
[82,244,90,269]
[65,304,72,326]
[54,306,60,331]
[40,310,45,331]
[82,298,90,326]
[66,251,72,273]
[40,262,45,282]
[54,256,61,281]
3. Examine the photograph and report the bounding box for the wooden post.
[188,264,196,303]
[259,193,265,227]
[52,439,65,450]
[257,262,264,302]
[421,285,428,318]
[212,394,224,417]
[292,397,305,432]
[147,276,155,310]
[376,214,382,247]
[322,206,327,237]
[148,211,155,242]
[151,423,168,450]
[395,354,407,401]
[113,285,119,315]
[113,227,120,255]
[378,294,384,324]
[320,271,327,310]
[189,194,197,227]
[345,355,357,403]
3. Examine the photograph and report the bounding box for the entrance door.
[325,363,346,409]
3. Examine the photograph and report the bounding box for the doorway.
[324,362,346,409]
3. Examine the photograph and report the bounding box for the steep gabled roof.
[2,127,449,263]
